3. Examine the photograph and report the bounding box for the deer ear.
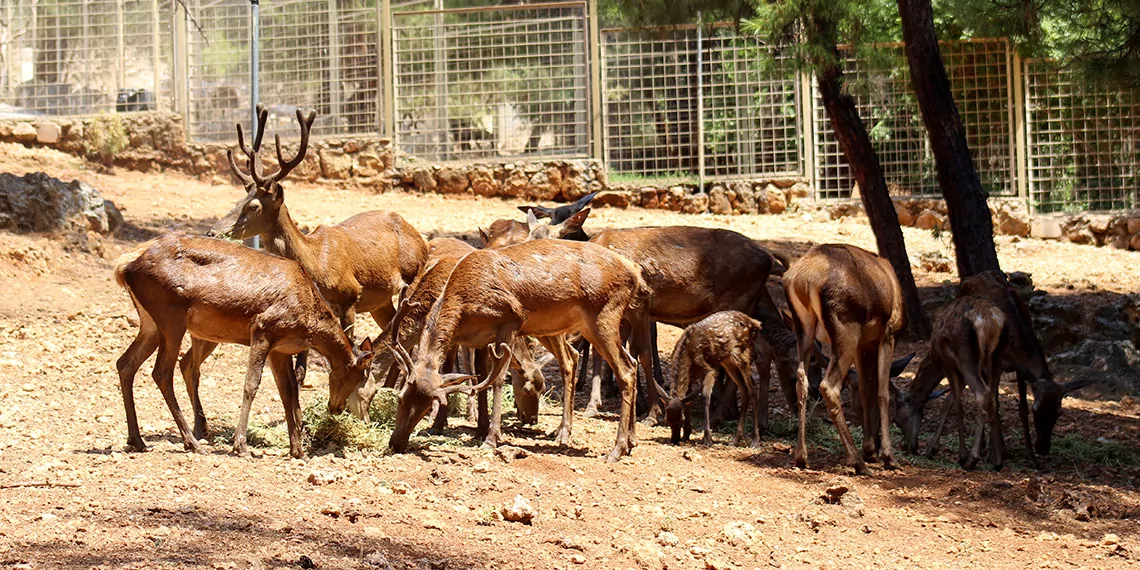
[478,227,490,245]
[359,337,374,355]
[559,208,590,237]
[526,209,540,232]
[889,353,916,377]
[1063,378,1095,393]
[439,373,477,389]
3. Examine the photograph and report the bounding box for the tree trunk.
[897,0,1002,277]
[812,17,932,338]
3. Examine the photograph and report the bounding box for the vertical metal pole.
[250,0,261,249]
[587,0,603,161]
[116,0,126,93]
[1021,58,1037,215]
[1011,48,1028,205]
[572,10,586,155]
[328,0,341,134]
[151,0,161,109]
[432,0,447,161]
[173,0,189,119]
[798,69,815,191]
[695,17,705,189]
[379,0,393,138]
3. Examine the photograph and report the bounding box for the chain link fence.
[393,2,589,163]
[1025,60,1139,214]
[811,38,1015,200]
[0,0,170,118]
[3,3,1139,215]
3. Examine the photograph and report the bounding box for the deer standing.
[896,271,1093,466]
[206,106,427,417]
[387,239,654,462]
[656,311,771,447]
[784,244,906,475]
[920,296,1009,469]
[114,235,374,459]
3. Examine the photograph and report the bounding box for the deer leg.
[482,334,517,449]
[987,356,1006,470]
[682,405,693,442]
[539,336,576,447]
[754,344,773,444]
[640,321,665,426]
[855,348,879,462]
[821,326,867,475]
[116,321,161,453]
[233,335,271,457]
[268,352,305,459]
[152,321,202,454]
[474,349,490,441]
[792,320,817,470]
[710,371,738,430]
[581,343,603,417]
[464,349,480,423]
[925,382,955,459]
[180,339,218,441]
[1016,370,1040,468]
[875,341,897,469]
[590,327,637,462]
[701,370,718,446]
[726,363,751,447]
[293,351,309,389]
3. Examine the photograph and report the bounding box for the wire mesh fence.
[0,0,169,118]
[600,24,801,183]
[1025,60,1139,214]
[3,3,1140,216]
[186,0,383,143]
[811,39,1015,200]
[392,2,590,163]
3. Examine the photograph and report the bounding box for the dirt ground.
[0,142,1138,569]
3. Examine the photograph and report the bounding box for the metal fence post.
[173,0,189,120]
[1011,48,1029,207]
[588,0,603,162]
[328,0,342,134]
[696,19,705,189]
[116,0,126,94]
[798,69,815,193]
[380,0,393,138]
[1021,59,1037,214]
[432,0,448,161]
[152,0,161,109]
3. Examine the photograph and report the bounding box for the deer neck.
[310,313,355,370]
[418,298,459,372]
[269,204,322,273]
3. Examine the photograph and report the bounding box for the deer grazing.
[207,105,427,416]
[387,238,654,462]
[656,311,772,447]
[918,296,1009,469]
[896,271,1093,466]
[114,235,375,459]
[784,244,906,475]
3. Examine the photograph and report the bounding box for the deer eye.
[247,199,263,214]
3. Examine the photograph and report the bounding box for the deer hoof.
[639,416,658,428]
[582,406,600,418]
[793,455,808,470]
[749,438,762,449]
[126,437,149,453]
[881,456,897,470]
[852,462,871,476]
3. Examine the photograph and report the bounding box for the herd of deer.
[113,108,1094,474]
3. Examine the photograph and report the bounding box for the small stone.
[656,531,679,547]
[1102,534,1120,546]
[390,481,410,495]
[423,518,445,530]
[821,484,849,505]
[473,461,491,473]
[690,545,712,558]
[12,122,36,141]
[501,494,536,525]
[37,513,58,523]
[307,469,343,486]
[494,445,529,464]
[37,122,61,144]
[683,449,701,462]
[570,554,586,564]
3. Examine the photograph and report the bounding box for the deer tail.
[113,239,157,290]
[768,250,792,277]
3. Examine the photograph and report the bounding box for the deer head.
[653,380,701,445]
[327,337,376,416]
[388,342,513,453]
[208,104,317,240]
[525,208,591,241]
[1031,377,1095,455]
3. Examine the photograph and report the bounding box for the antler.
[227,103,270,185]
[440,342,513,396]
[266,108,317,184]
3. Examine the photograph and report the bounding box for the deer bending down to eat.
[921,296,1009,470]
[206,105,427,417]
[784,244,906,475]
[896,271,1093,466]
[358,237,549,430]
[115,235,375,459]
[657,311,771,447]
[387,239,654,462]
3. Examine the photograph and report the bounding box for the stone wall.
[2,112,1139,251]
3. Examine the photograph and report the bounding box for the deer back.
[959,270,1049,381]
[784,243,906,341]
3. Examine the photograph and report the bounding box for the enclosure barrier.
[0,1,1137,214]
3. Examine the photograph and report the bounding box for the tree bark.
[897,0,1002,277]
[812,17,932,338]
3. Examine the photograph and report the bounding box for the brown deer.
[358,238,548,430]
[920,296,1009,470]
[582,226,798,425]
[206,105,427,415]
[387,239,654,462]
[784,244,906,475]
[655,311,772,447]
[896,271,1093,466]
[114,235,375,459]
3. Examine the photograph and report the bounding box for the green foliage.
[1049,433,1140,468]
[81,114,129,167]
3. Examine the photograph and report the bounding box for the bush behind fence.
[0,0,1136,214]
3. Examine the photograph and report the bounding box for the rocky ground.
[0,142,1138,569]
